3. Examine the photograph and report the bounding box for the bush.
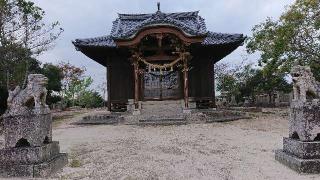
[78,91,104,108]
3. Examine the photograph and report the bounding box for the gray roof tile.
[111,11,207,39]
[73,31,245,48]
[73,10,245,49]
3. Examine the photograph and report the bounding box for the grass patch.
[70,158,82,168]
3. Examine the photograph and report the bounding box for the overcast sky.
[32,0,295,90]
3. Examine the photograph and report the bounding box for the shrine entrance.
[125,31,196,108]
[143,70,182,100]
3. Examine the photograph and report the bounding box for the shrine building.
[73,3,245,112]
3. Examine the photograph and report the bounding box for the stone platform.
[73,114,123,125]
[139,117,187,126]
[275,138,320,173]
[0,142,68,177]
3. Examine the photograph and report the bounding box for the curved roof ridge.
[111,10,207,39]
[202,31,246,45]
[73,35,116,48]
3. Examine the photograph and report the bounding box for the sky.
[31,0,295,91]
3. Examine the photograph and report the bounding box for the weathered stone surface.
[4,111,52,148]
[288,65,320,142]
[289,100,320,141]
[276,65,320,173]
[139,117,187,126]
[33,153,68,178]
[4,74,49,117]
[275,150,320,173]
[283,138,320,159]
[74,114,122,125]
[0,153,68,178]
[291,65,320,103]
[0,74,67,178]
[0,142,60,165]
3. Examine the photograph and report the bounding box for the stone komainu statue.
[289,65,320,141]
[0,74,68,177]
[291,65,320,102]
[6,74,48,116]
[275,65,320,173]
[3,74,52,148]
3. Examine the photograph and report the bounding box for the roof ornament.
[157,2,160,11]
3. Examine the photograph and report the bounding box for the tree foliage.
[246,0,320,80]
[41,63,63,105]
[0,0,63,55]
[0,0,63,90]
[77,90,104,108]
[215,62,291,104]
[58,62,104,108]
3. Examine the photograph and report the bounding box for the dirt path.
[49,111,319,180]
[1,110,320,179]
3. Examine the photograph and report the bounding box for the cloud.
[32,0,295,88]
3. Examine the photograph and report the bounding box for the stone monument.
[275,65,320,173]
[0,74,68,177]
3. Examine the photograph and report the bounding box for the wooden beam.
[115,26,205,47]
[144,55,179,62]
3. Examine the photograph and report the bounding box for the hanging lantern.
[148,65,151,72]
[171,66,173,71]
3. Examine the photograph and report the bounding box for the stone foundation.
[275,138,320,173]
[0,142,68,177]
[276,102,320,173]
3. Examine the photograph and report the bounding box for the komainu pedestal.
[0,74,67,178]
[275,65,320,173]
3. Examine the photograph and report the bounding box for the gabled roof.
[111,11,207,39]
[73,32,245,48]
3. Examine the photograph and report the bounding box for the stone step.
[73,114,123,125]
[141,100,182,106]
[139,117,187,126]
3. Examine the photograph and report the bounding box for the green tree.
[215,62,259,103]
[246,0,320,80]
[78,90,104,108]
[59,62,85,107]
[66,77,93,107]
[42,63,63,105]
[0,0,63,89]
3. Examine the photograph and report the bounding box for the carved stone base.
[275,150,320,173]
[275,137,320,173]
[3,109,52,148]
[0,142,68,177]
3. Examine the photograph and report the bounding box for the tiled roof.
[73,35,116,49]
[73,31,245,48]
[202,32,245,45]
[111,11,207,39]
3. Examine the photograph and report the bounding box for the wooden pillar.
[211,62,216,108]
[107,66,112,111]
[133,60,139,109]
[183,56,189,108]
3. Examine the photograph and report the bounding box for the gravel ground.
[1,110,320,180]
